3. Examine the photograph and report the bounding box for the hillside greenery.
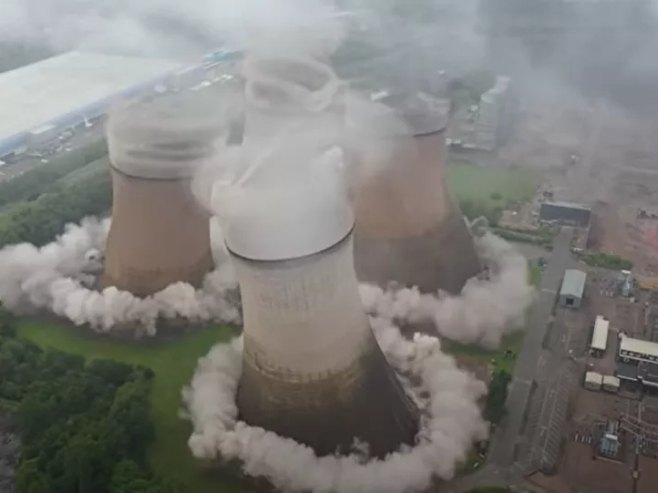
[0,139,107,208]
[0,164,111,249]
[0,307,180,493]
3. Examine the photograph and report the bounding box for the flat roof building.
[619,335,658,364]
[539,201,591,228]
[0,51,184,158]
[602,375,620,392]
[590,315,610,355]
[559,269,586,309]
[584,371,603,390]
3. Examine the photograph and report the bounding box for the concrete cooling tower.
[351,91,481,295]
[223,154,418,458]
[219,55,419,457]
[102,95,224,297]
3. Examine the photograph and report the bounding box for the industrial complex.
[7,4,658,493]
[0,49,240,168]
[0,51,183,160]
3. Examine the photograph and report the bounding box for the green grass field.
[446,163,538,209]
[17,320,246,493]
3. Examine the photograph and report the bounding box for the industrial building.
[559,269,586,309]
[602,375,620,393]
[618,335,658,364]
[584,371,603,391]
[0,51,185,160]
[616,335,658,389]
[590,315,610,357]
[539,201,592,228]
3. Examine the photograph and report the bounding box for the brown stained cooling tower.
[352,92,481,295]
[102,96,224,297]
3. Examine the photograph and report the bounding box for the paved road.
[444,229,580,492]
[489,227,579,467]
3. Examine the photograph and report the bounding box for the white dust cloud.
[183,317,488,493]
[360,232,534,349]
[0,217,240,336]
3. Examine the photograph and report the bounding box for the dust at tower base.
[102,95,224,297]
[351,92,481,295]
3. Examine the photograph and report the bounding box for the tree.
[485,370,511,425]
[0,327,173,492]
[0,167,111,249]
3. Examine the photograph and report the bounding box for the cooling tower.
[218,54,418,458]
[102,96,224,297]
[351,91,481,295]
[222,151,418,458]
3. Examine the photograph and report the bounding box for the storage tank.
[102,94,224,296]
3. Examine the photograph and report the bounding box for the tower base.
[237,330,418,458]
[354,209,481,295]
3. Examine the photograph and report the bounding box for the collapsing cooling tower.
[102,96,223,297]
[351,91,481,295]
[220,55,418,457]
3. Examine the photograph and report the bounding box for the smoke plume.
[0,217,240,336]
[360,232,534,349]
[182,317,488,493]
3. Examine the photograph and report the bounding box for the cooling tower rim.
[227,226,354,264]
[108,161,198,181]
[106,93,228,145]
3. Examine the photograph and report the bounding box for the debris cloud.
[360,232,534,349]
[0,217,240,336]
[183,318,488,493]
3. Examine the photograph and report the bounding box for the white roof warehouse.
[0,51,183,158]
[619,335,658,364]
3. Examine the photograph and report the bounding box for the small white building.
[590,315,610,357]
[602,375,620,393]
[584,371,603,391]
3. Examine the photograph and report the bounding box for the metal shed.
[559,269,586,309]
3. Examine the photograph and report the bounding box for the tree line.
[0,165,112,249]
[0,307,179,493]
[0,138,108,209]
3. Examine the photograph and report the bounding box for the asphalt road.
[489,227,579,467]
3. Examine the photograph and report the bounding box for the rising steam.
[182,317,489,493]
[0,218,240,336]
